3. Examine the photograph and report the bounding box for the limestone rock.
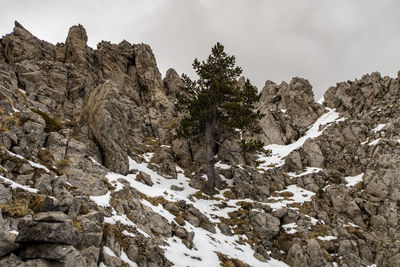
[16,219,77,245]
[0,230,19,257]
[65,25,88,64]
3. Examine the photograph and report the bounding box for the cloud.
[1,0,399,98]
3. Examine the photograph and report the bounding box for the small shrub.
[223,190,235,199]
[174,216,185,226]
[32,109,62,133]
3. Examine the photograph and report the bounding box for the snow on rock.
[317,236,337,241]
[372,123,386,133]
[267,185,316,211]
[215,161,232,170]
[282,223,298,234]
[122,230,136,238]
[121,250,138,267]
[90,191,111,207]
[368,138,381,146]
[0,175,38,193]
[7,150,50,173]
[103,246,116,257]
[94,156,290,266]
[345,173,364,187]
[163,226,289,267]
[287,167,323,178]
[258,108,344,170]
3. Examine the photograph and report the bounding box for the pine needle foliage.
[176,43,264,194]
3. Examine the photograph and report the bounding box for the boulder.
[16,219,77,245]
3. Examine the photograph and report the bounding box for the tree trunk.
[204,118,216,195]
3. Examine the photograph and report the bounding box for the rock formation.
[0,21,400,266]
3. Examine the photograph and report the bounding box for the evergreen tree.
[176,43,264,195]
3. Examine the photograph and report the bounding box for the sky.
[1,0,400,99]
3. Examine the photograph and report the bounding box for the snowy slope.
[90,108,344,267]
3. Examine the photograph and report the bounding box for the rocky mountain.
[0,22,399,267]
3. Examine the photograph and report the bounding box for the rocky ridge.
[0,22,399,266]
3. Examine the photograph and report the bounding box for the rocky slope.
[0,22,399,267]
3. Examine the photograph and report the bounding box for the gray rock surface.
[16,220,77,245]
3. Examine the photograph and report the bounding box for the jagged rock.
[80,246,100,267]
[127,244,138,262]
[100,246,123,267]
[249,211,280,240]
[0,230,19,257]
[1,21,55,64]
[302,139,324,168]
[137,171,153,186]
[163,68,183,99]
[16,219,77,245]
[325,185,365,227]
[0,184,12,204]
[258,77,324,145]
[305,239,327,267]
[75,213,104,249]
[65,25,88,65]
[286,243,306,267]
[232,167,269,200]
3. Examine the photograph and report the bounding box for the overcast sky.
[1,0,400,99]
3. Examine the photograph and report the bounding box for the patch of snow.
[122,230,136,238]
[0,175,38,193]
[345,173,364,187]
[267,185,315,211]
[372,124,386,133]
[8,230,18,235]
[143,152,155,162]
[103,246,116,257]
[317,96,324,105]
[281,109,287,114]
[101,158,290,266]
[282,223,298,234]
[121,250,138,267]
[344,222,359,228]
[288,167,323,178]
[89,156,101,166]
[90,191,111,208]
[140,198,175,223]
[397,139,400,144]
[162,227,289,267]
[305,215,319,225]
[317,236,337,241]
[7,150,50,173]
[103,209,151,238]
[99,262,107,267]
[360,139,369,145]
[258,108,343,170]
[127,157,197,200]
[215,161,232,170]
[28,160,50,173]
[368,138,381,146]
[7,151,25,160]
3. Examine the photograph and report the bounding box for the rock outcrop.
[1,21,400,267]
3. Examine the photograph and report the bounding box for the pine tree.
[176,43,264,195]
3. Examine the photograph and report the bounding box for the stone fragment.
[0,230,19,257]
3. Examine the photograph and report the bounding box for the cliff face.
[0,22,399,267]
